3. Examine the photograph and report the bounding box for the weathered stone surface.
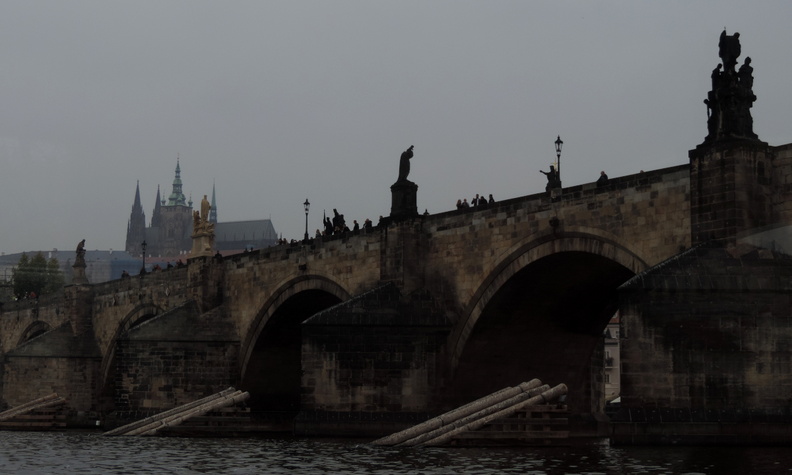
[111,302,239,422]
[616,241,792,443]
[299,283,450,436]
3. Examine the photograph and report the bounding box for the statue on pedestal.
[192,195,215,235]
[72,239,88,284]
[191,195,215,257]
[390,145,419,221]
[701,30,758,145]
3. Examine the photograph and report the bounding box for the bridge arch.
[445,230,648,414]
[97,302,164,401]
[240,274,350,412]
[17,321,52,346]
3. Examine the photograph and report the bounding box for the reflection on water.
[1,432,791,474]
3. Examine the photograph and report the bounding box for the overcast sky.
[2,1,791,255]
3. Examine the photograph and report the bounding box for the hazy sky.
[2,2,791,254]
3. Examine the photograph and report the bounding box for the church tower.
[125,181,146,255]
[167,159,187,206]
[155,158,194,257]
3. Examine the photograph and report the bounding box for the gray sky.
[2,1,791,255]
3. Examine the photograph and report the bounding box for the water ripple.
[0,432,791,474]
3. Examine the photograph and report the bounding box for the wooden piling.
[371,379,542,446]
[0,394,63,422]
[421,384,568,446]
[104,387,240,436]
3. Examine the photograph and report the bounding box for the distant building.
[603,313,621,402]
[125,160,278,259]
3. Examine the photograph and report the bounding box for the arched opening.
[446,251,634,416]
[96,304,162,412]
[18,321,52,346]
[241,289,341,415]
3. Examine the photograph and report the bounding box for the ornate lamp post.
[141,240,147,276]
[303,199,310,242]
[555,135,563,187]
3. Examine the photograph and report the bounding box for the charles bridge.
[2,32,792,444]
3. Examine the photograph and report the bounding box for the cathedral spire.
[151,185,162,228]
[209,180,218,223]
[166,157,187,206]
[125,180,146,255]
[133,180,142,210]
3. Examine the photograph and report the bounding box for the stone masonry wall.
[4,355,100,416]
[112,303,239,420]
[690,143,775,244]
[619,244,792,414]
[113,339,239,418]
[773,143,792,223]
[297,285,450,436]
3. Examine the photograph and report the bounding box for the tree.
[12,252,65,299]
[45,256,64,293]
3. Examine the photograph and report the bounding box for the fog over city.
[2,2,791,254]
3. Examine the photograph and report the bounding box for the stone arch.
[448,229,648,373]
[239,275,350,381]
[97,302,164,399]
[17,321,52,346]
[239,274,349,413]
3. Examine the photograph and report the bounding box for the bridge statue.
[702,30,758,144]
[397,145,414,182]
[72,239,88,284]
[200,194,211,223]
[718,30,741,72]
[191,195,215,257]
[540,165,560,192]
[390,145,419,220]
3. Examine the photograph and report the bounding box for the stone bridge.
[5,135,790,442]
[1,161,695,430]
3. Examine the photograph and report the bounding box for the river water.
[1,431,792,474]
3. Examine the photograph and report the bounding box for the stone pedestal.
[71,260,88,284]
[390,180,418,221]
[191,231,215,258]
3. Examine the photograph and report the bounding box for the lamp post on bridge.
[303,199,310,242]
[140,240,147,276]
[555,135,563,188]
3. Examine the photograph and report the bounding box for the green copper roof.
[166,158,187,206]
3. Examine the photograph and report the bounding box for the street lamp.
[141,240,147,276]
[303,199,310,242]
[554,135,563,187]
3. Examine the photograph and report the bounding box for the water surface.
[1,432,791,474]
